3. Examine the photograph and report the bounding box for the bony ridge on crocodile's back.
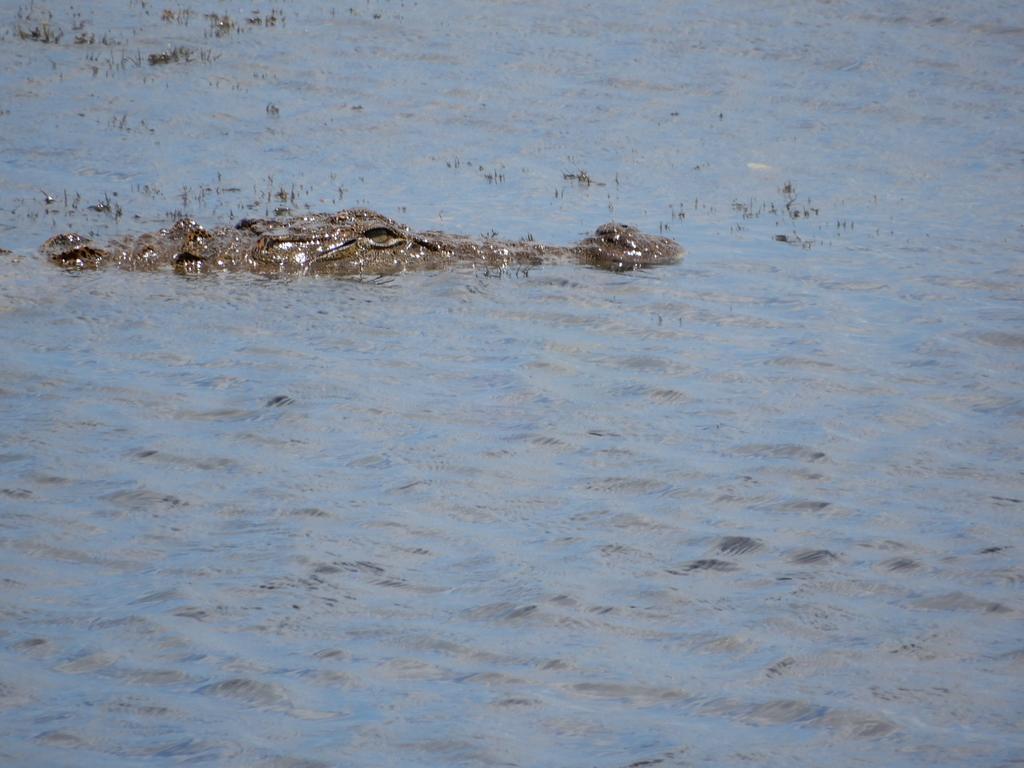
[42,208,684,276]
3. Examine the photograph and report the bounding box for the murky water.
[1,2,1022,766]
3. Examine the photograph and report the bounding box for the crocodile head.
[243,208,414,269]
[41,208,684,275]
[576,222,684,271]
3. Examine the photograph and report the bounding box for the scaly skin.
[42,208,683,275]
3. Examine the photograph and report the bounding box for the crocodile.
[42,208,683,276]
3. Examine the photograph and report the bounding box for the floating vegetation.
[147,46,219,65]
[88,192,122,219]
[563,169,596,186]
[17,21,62,43]
[481,166,505,184]
[205,13,234,37]
[14,4,66,43]
[160,9,194,25]
[246,9,283,26]
[148,46,194,65]
[774,233,811,247]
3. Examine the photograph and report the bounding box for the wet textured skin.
[42,208,683,276]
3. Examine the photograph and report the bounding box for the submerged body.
[43,208,683,275]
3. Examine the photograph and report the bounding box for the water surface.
[0,2,1022,766]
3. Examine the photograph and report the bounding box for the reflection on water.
[1,1,1022,767]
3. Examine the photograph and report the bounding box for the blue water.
[1,2,1022,766]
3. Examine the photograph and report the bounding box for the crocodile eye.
[362,227,403,247]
